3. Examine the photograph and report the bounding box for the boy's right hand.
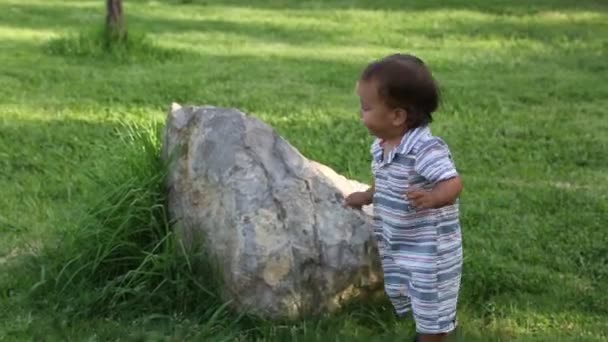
[344,191,373,209]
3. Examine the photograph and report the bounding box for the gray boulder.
[162,103,381,319]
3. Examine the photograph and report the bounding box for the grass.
[0,0,607,340]
[47,28,182,62]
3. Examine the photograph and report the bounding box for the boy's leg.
[415,320,459,342]
[387,289,412,318]
[410,273,460,342]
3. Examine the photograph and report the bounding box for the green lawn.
[1,0,607,340]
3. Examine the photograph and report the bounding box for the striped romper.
[371,126,463,334]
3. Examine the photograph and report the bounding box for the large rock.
[162,104,382,319]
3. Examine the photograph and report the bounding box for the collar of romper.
[374,125,430,165]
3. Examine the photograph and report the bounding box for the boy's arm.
[430,176,462,206]
[408,138,461,209]
[346,138,380,208]
[355,179,375,206]
[407,176,461,209]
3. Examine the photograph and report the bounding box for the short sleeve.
[415,138,458,184]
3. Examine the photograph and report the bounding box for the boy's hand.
[406,189,437,209]
[344,191,372,209]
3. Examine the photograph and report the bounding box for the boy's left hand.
[406,189,437,209]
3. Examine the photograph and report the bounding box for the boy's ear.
[392,108,407,126]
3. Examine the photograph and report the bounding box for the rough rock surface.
[163,103,381,319]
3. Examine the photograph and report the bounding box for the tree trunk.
[106,0,126,43]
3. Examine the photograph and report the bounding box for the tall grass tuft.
[27,122,232,330]
[7,122,406,340]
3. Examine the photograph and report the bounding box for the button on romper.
[371,126,463,334]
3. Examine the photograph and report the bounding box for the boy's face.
[356,80,404,139]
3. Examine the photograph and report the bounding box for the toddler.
[345,54,463,342]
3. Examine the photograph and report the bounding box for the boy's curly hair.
[361,54,440,129]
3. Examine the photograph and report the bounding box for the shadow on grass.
[178,0,608,14]
[1,2,607,50]
[1,31,607,181]
[2,36,605,111]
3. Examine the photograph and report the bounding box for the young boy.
[345,54,463,342]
